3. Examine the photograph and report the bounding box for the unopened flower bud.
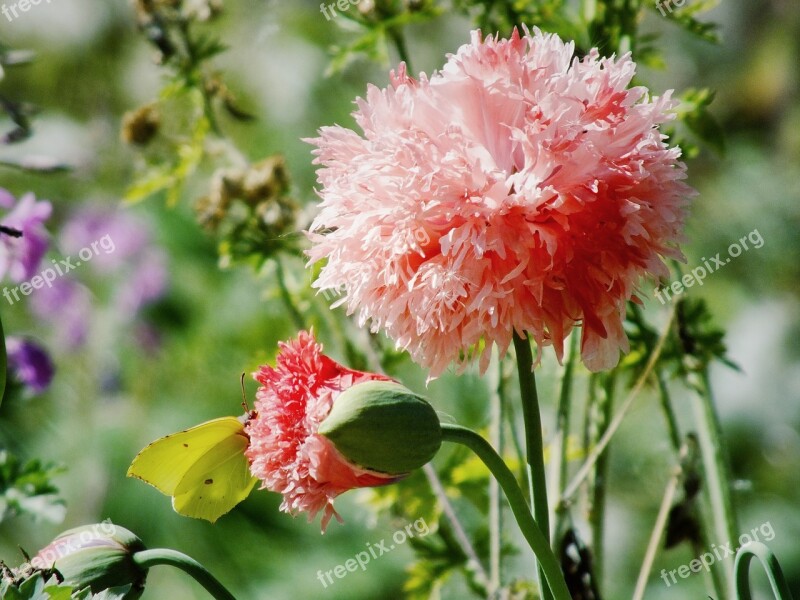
[121,104,160,146]
[318,380,442,474]
[33,523,147,598]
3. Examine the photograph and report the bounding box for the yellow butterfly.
[127,415,257,523]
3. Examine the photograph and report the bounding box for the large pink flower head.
[244,331,399,530]
[307,27,695,375]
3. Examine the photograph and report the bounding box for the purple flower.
[116,249,168,315]
[30,279,93,349]
[59,206,149,274]
[0,189,52,283]
[6,336,55,394]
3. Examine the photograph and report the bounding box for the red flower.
[245,331,399,530]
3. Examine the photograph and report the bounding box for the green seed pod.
[33,523,147,598]
[318,380,442,474]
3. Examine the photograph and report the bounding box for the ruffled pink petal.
[306,27,695,377]
[244,331,393,531]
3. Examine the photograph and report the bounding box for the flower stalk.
[689,368,738,595]
[512,332,553,600]
[440,424,571,600]
[733,542,794,600]
[133,549,236,600]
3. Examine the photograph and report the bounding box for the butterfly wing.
[171,427,257,522]
[127,416,257,522]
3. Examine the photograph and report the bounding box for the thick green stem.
[689,368,738,596]
[512,332,552,600]
[655,370,726,599]
[133,549,236,600]
[440,424,571,600]
[734,542,794,600]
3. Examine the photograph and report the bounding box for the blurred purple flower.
[116,249,168,315]
[6,336,55,394]
[30,279,93,349]
[59,206,150,274]
[0,188,52,282]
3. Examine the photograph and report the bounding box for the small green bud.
[318,380,442,474]
[33,522,147,598]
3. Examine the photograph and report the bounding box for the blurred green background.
[0,0,798,598]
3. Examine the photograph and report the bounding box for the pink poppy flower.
[244,331,400,531]
[306,27,695,375]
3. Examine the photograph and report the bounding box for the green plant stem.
[654,369,726,598]
[504,392,528,494]
[552,333,577,544]
[422,463,491,591]
[632,439,688,600]
[440,424,571,600]
[133,549,236,600]
[588,373,615,586]
[387,26,412,69]
[734,542,794,600]
[488,355,507,595]
[274,256,305,331]
[562,305,676,502]
[655,371,682,454]
[512,332,552,600]
[689,368,738,595]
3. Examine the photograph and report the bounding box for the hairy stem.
[512,332,553,600]
[133,549,236,600]
[440,424,571,600]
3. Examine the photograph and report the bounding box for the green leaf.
[653,0,721,43]
[0,451,65,524]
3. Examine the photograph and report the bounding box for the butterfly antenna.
[240,372,250,413]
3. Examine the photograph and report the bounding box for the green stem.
[655,371,682,456]
[423,463,490,590]
[488,355,507,594]
[734,542,794,600]
[503,391,528,495]
[133,549,236,600]
[440,424,571,600]
[655,369,726,598]
[512,332,552,600]
[388,27,412,69]
[552,333,577,544]
[274,257,305,331]
[689,368,738,595]
[588,373,615,587]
